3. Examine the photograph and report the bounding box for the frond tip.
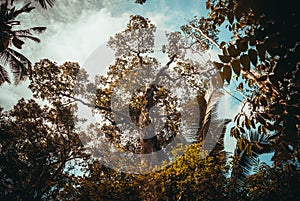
[37,0,55,9]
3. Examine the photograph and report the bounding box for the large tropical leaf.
[0,48,31,85]
[209,118,231,156]
[12,27,46,45]
[13,27,47,35]
[198,89,224,140]
[232,131,273,187]
[185,88,228,147]
[0,64,10,85]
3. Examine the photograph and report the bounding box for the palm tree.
[0,1,46,85]
[185,89,231,156]
[230,131,273,195]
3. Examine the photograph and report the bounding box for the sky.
[0,0,249,154]
[1,0,208,107]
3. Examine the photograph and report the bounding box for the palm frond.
[185,88,227,151]
[1,1,44,85]
[8,58,27,85]
[13,27,47,35]
[37,0,55,9]
[7,3,34,20]
[3,48,30,84]
[15,35,41,43]
[199,89,224,139]
[0,64,10,85]
[6,48,31,67]
[0,0,8,15]
[209,118,231,156]
[197,92,207,130]
[233,131,273,187]
[0,50,11,66]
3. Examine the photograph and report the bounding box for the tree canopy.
[1,0,299,200]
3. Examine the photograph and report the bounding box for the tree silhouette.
[0,1,46,85]
[0,99,88,200]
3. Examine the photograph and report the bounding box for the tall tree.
[28,15,231,200]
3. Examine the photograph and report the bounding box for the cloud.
[0,0,195,110]
[1,4,129,110]
[0,80,33,110]
[0,0,217,114]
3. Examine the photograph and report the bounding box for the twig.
[223,88,244,103]
[187,24,220,49]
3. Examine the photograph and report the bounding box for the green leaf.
[213,62,224,70]
[223,65,232,83]
[12,37,25,49]
[232,59,241,76]
[236,37,249,52]
[248,49,257,66]
[222,47,229,56]
[257,75,267,81]
[256,43,265,60]
[228,11,234,24]
[251,119,256,129]
[218,55,231,63]
[239,126,246,133]
[248,79,254,88]
[238,83,243,90]
[256,114,266,125]
[249,35,256,46]
[245,116,251,130]
[240,54,250,70]
[219,41,227,49]
[230,127,240,138]
[228,45,240,57]
[206,1,211,10]
[238,139,243,150]
[0,39,9,51]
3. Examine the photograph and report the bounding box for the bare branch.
[187,24,220,49]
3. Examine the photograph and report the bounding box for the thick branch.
[153,54,177,84]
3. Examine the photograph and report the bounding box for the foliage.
[0,99,88,200]
[0,0,46,85]
[78,162,141,201]
[246,162,300,201]
[200,0,300,164]
[153,143,229,201]
[29,59,91,102]
[182,0,300,199]
[77,143,229,201]
[77,14,232,201]
[1,0,299,200]
[27,15,231,200]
